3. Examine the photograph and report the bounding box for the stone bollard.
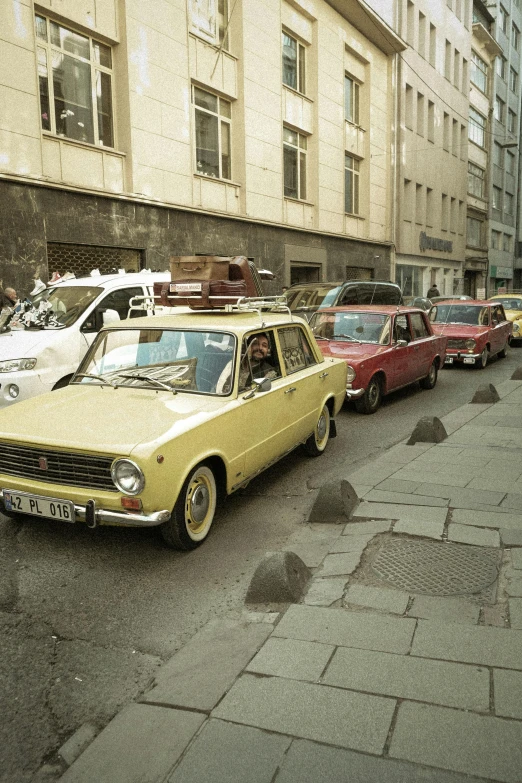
[308,479,359,524]
[511,367,522,380]
[407,416,447,445]
[245,551,311,604]
[471,384,500,404]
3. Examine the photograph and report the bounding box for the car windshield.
[310,311,390,344]
[286,285,341,311]
[430,304,483,325]
[493,297,522,311]
[73,328,236,395]
[27,286,101,327]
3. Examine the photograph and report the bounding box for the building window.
[418,11,426,57]
[429,24,437,67]
[426,187,433,227]
[508,109,517,133]
[283,127,307,199]
[415,183,423,223]
[470,51,487,92]
[491,229,501,249]
[405,84,413,129]
[441,193,449,230]
[428,101,435,142]
[345,154,360,214]
[344,75,360,124]
[506,149,515,175]
[468,107,485,146]
[403,179,413,221]
[503,233,512,252]
[497,56,506,80]
[513,23,520,50]
[445,40,452,80]
[35,14,113,147]
[505,191,514,214]
[193,86,231,180]
[282,32,305,93]
[467,162,484,197]
[443,112,450,150]
[454,49,460,87]
[493,141,503,167]
[450,197,457,232]
[492,186,502,210]
[417,92,424,135]
[407,1,415,46]
[494,96,505,123]
[510,67,519,92]
[467,217,482,247]
[452,119,458,156]
[188,0,229,47]
[499,5,508,34]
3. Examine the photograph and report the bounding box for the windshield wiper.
[74,373,116,387]
[117,372,178,393]
[314,334,331,341]
[335,333,362,343]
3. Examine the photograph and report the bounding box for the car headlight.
[0,358,37,373]
[465,339,476,351]
[346,365,356,383]
[111,459,145,495]
[513,323,520,333]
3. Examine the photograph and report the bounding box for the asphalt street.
[2,348,522,783]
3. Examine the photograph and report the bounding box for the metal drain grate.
[371,539,500,596]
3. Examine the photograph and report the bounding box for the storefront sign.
[476,288,486,299]
[419,232,453,253]
[492,265,513,279]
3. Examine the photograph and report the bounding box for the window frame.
[510,66,519,92]
[494,95,505,123]
[283,126,307,200]
[282,31,306,94]
[344,74,360,125]
[470,50,488,93]
[188,0,229,49]
[468,107,486,147]
[35,13,114,148]
[344,153,360,215]
[513,23,520,50]
[192,85,232,181]
[466,216,482,247]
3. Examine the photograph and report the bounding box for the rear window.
[286,285,341,311]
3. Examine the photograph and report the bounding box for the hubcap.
[317,413,327,441]
[188,481,210,525]
[369,383,379,405]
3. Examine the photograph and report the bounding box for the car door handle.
[285,387,297,394]
[319,372,329,379]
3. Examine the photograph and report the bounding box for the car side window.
[339,287,358,305]
[493,305,505,323]
[278,326,317,374]
[393,314,411,343]
[238,330,282,392]
[97,288,144,320]
[410,313,430,339]
[480,308,490,326]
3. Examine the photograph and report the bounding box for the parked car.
[0,304,347,549]
[284,281,402,321]
[309,305,447,414]
[430,300,511,368]
[0,272,171,408]
[429,295,473,303]
[488,294,522,343]
[403,296,432,310]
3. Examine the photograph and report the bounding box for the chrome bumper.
[0,489,170,528]
[445,351,481,360]
[346,387,365,399]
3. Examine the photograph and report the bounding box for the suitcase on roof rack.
[169,255,230,281]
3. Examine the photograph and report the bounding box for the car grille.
[447,339,467,349]
[0,441,116,491]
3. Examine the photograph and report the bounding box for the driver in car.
[238,332,277,390]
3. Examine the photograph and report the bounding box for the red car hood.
[318,341,390,363]
[432,324,488,339]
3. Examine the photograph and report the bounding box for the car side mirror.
[395,339,408,348]
[242,377,272,400]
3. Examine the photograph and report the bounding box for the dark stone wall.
[0,180,392,297]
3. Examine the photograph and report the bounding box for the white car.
[0,272,171,408]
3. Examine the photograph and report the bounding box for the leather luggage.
[170,255,230,281]
[208,279,247,306]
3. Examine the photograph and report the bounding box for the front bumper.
[444,350,482,362]
[346,387,365,399]
[0,489,170,528]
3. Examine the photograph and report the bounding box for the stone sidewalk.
[57,379,522,783]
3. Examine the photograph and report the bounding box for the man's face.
[249,335,269,361]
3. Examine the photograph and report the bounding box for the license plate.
[3,490,75,523]
[170,282,202,294]
[463,357,475,364]
[444,357,454,364]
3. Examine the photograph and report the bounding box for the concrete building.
[393,0,471,299]
[0,0,404,295]
[465,1,502,297]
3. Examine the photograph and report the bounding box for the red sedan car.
[309,306,447,414]
[429,300,511,369]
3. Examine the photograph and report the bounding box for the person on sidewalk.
[427,284,440,298]
[0,287,17,308]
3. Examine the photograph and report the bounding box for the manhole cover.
[371,539,500,596]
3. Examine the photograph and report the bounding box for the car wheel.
[160,463,217,550]
[303,404,331,457]
[477,347,489,369]
[498,341,509,359]
[420,361,438,389]
[355,375,382,414]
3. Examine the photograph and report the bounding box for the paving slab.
[407,595,480,625]
[413,484,505,508]
[353,503,447,525]
[467,476,522,494]
[501,494,522,511]
[168,719,291,783]
[377,442,434,463]
[364,490,448,507]
[508,597,522,629]
[246,637,333,681]
[347,465,400,486]
[451,508,522,531]
[59,704,205,783]
[447,524,500,548]
[505,576,522,597]
[393,518,445,539]
[272,605,416,655]
[493,669,522,719]
[374,478,423,493]
[389,701,522,783]
[282,541,336,568]
[274,738,487,783]
[212,674,396,755]
[142,617,272,711]
[304,577,347,606]
[322,647,489,711]
[328,534,375,553]
[344,585,409,614]
[512,548,522,568]
[411,619,522,670]
[316,552,364,577]
[342,520,391,536]
[389,469,471,487]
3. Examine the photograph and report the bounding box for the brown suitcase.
[229,256,262,297]
[208,279,247,306]
[170,255,230,281]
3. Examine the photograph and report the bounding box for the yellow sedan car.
[0,306,346,550]
[489,294,522,343]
